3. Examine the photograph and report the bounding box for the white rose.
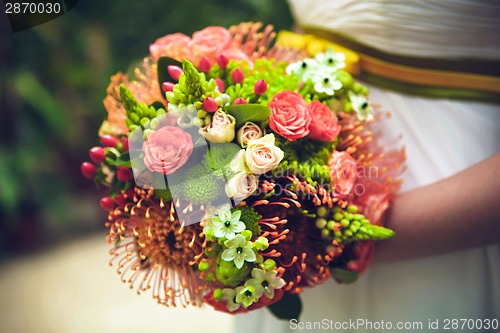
[225,172,259,202]
[245,134,284,174]
[199,110,235,142]
[237,122,264,148]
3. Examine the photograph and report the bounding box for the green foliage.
[203,142,241,178]
[225,104,271,128]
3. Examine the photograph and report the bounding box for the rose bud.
[199,110,236,143]
[215,78,225,92]
[167,65,183,82]
[116,166,133,182]
[161,82,175,93]
[101,134,118,147]
[231,68,244,84]
[237,122,263,148]
[198,56,211,72]
[203,97,219,113]
[216,54,229,69]
[233,97,247,105]
[89,146,105,163]
[254,79,267,95]
[100,197,115,211]
[81,162,96,179]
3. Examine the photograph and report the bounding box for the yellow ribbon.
[277,30,500,95]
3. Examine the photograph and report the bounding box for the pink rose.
[142,126,193,175]
[190,26,232,63]
[149,33,191,61]
[307,101,341,142]
[328,151,357,196]
[269,91,311,141]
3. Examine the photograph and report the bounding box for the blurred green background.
[0,0,294,259]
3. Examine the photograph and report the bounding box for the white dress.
[237,1,500,332]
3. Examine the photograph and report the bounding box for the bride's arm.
[377,153,500,261]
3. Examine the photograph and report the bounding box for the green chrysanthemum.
[181,164,224,204]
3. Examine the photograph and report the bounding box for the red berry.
[254,79,267,95]
[203,97,218,113]
[167,65,183,82]
[81,162,96,179]
[233,98,247,105]
[115,194,126,206]
[100,197,115,211]
[161,82,175,93]
[198,56,211,72]
[89,146,105,164]
[216,54,229,69]
[231,68,244,84]
[116,166,133,182]
[121,137,129,151]
[101,135,118,148]
[215,78,225,93]
[125,188,135,199]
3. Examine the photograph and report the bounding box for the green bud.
[198,110,208,118]
[263,259,276,270]
[129,112,140,124]
[149,118,159,130]
[349,224,359,233]
[198,261,209,272]
[241,230,253,241]
[361,218,370,224]
[143,129,154,138]
[204,247,216,258]
[353,82,364,94]
[321,228,330,238]
[333,212,344,221]
[254,236,269,251]
[327,220,336,230]
[353,214,364,220]
[215,254,251,287]
[345,101,353,112]
[344,230,353,237]
[336,71,353,89]
[317,206,328,218]
[156,108,166,117]
[344,213,353,220]
[334,230,342,238]
[346,205,358,213]
[340,219,350,228]
[148,107,157,119]
[315,218,327,229]
[213,288,223,300]
[140,117,150,126]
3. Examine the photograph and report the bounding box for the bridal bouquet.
[81,23,404,319]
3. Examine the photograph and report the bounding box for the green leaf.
[157,57,182,94]
[115,152,131,168]
[267,292,302,321]
[330,268,359,284]
[225,104,271,128]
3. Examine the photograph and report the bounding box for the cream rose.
[199,110,235,143]
[245,134,284,174]
[237,122,264,148]
[225,172,259,202]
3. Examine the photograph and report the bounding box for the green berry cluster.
[315,204,394,244]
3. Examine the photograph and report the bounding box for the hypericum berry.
[198,56,211,72]
[167,65,183,81]
[115,194,126,206]
[254,79,267,95]
[89,146,105,163]
[161,82,175,93]
[233,97,247,105]
[100,197,115,211]
[116,166,133,182]
[101,134,118,147]
[81,162,96,179]
[203,97,218,113]
[215,78,225,92]
[121,137,129,151]
[216,54,229,69]
[231,68,244,84]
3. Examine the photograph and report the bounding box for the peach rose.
[269,91,311,141]
[245,134,284,174]
[307,101,341,142]
[237,122,263,148]
[329,151,357,196]
[142,126,193,175]
[199,110,235,143]
[149,33,191,62]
